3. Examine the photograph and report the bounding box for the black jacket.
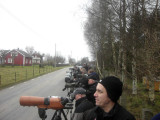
[84,103,136,120]
[72,97,94,120]
[86,82,97,105]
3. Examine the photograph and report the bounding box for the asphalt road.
[0,67,71,120]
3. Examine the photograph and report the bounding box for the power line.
[0,3,45,40]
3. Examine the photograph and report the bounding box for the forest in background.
[84,0,160,119]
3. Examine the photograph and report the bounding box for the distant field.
[0,65,65,88]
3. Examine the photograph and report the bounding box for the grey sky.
[0,0,91,61]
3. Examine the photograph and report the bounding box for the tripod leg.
[69,109,73,120]
[61,109,68,120]
[51,109,68,120]
[51,110,58,120]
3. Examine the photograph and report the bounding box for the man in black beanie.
[84,76,135,120]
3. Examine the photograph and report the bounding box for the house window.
[26,59,28,64]
[8,58,12,63]
[37,60,40,63]
[33,59,35,63]
[11,52,18,56]
[29,60,32,64]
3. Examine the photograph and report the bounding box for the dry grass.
[123,80,160,120]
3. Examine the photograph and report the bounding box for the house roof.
[0,49,32,58]
[32,53,43,57]
[15,49,32,58]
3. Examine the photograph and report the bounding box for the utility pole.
[54,43,56,67]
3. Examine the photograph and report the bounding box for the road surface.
[0,67,71,120]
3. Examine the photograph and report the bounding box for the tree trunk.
[148,74,155,102]
[112,41,117,75]
[118,0,122,77]
[96,50,103,78]
[132,46,137,94]
[121,0,127,85]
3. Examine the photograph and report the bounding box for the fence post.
[26,69,27,79]
[0,75,1,85]
[15,72,16,82]
[33,65,34,77]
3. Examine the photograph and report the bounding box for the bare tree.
[80,57,89,64]
[0,50,6,66]
[44,54,54,65]
[84,0,160,102]
[53,55,66,64]
[68,56,76,65]
[25,46,35,55]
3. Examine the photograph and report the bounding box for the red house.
[5,49,32,66]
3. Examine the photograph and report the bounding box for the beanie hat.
[99,76,123,103]
[70,87,86,99]
[151,113,160,120]
[87,73,99,81]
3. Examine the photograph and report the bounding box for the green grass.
[0,65,65,88]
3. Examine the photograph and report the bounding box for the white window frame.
[11,52,18,56]
[26,59,28,64]
[8,58,12,63]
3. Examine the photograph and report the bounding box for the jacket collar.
[75,97,87,107]
[95,103,120,118]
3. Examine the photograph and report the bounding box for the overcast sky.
[0,0,91,61]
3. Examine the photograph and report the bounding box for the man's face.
[88,79,94,85]
[94,83,112,108]
[75,94,83,101]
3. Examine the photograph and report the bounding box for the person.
[73,66,82,81]
[80,67,88,75]
[88,68,94,75]
[84,76,136,120]
[151,113,160,120]
[86,73,99,105]
[87,68,100,80]
[71,87,94,120]
[83,63,89,72]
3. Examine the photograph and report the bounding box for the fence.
[0,65,63,87]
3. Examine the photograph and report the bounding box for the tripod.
[51,104,73,120]
[38,104,73,120]
[51,109,67,120]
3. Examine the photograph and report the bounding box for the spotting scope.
[19,96,69,110]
